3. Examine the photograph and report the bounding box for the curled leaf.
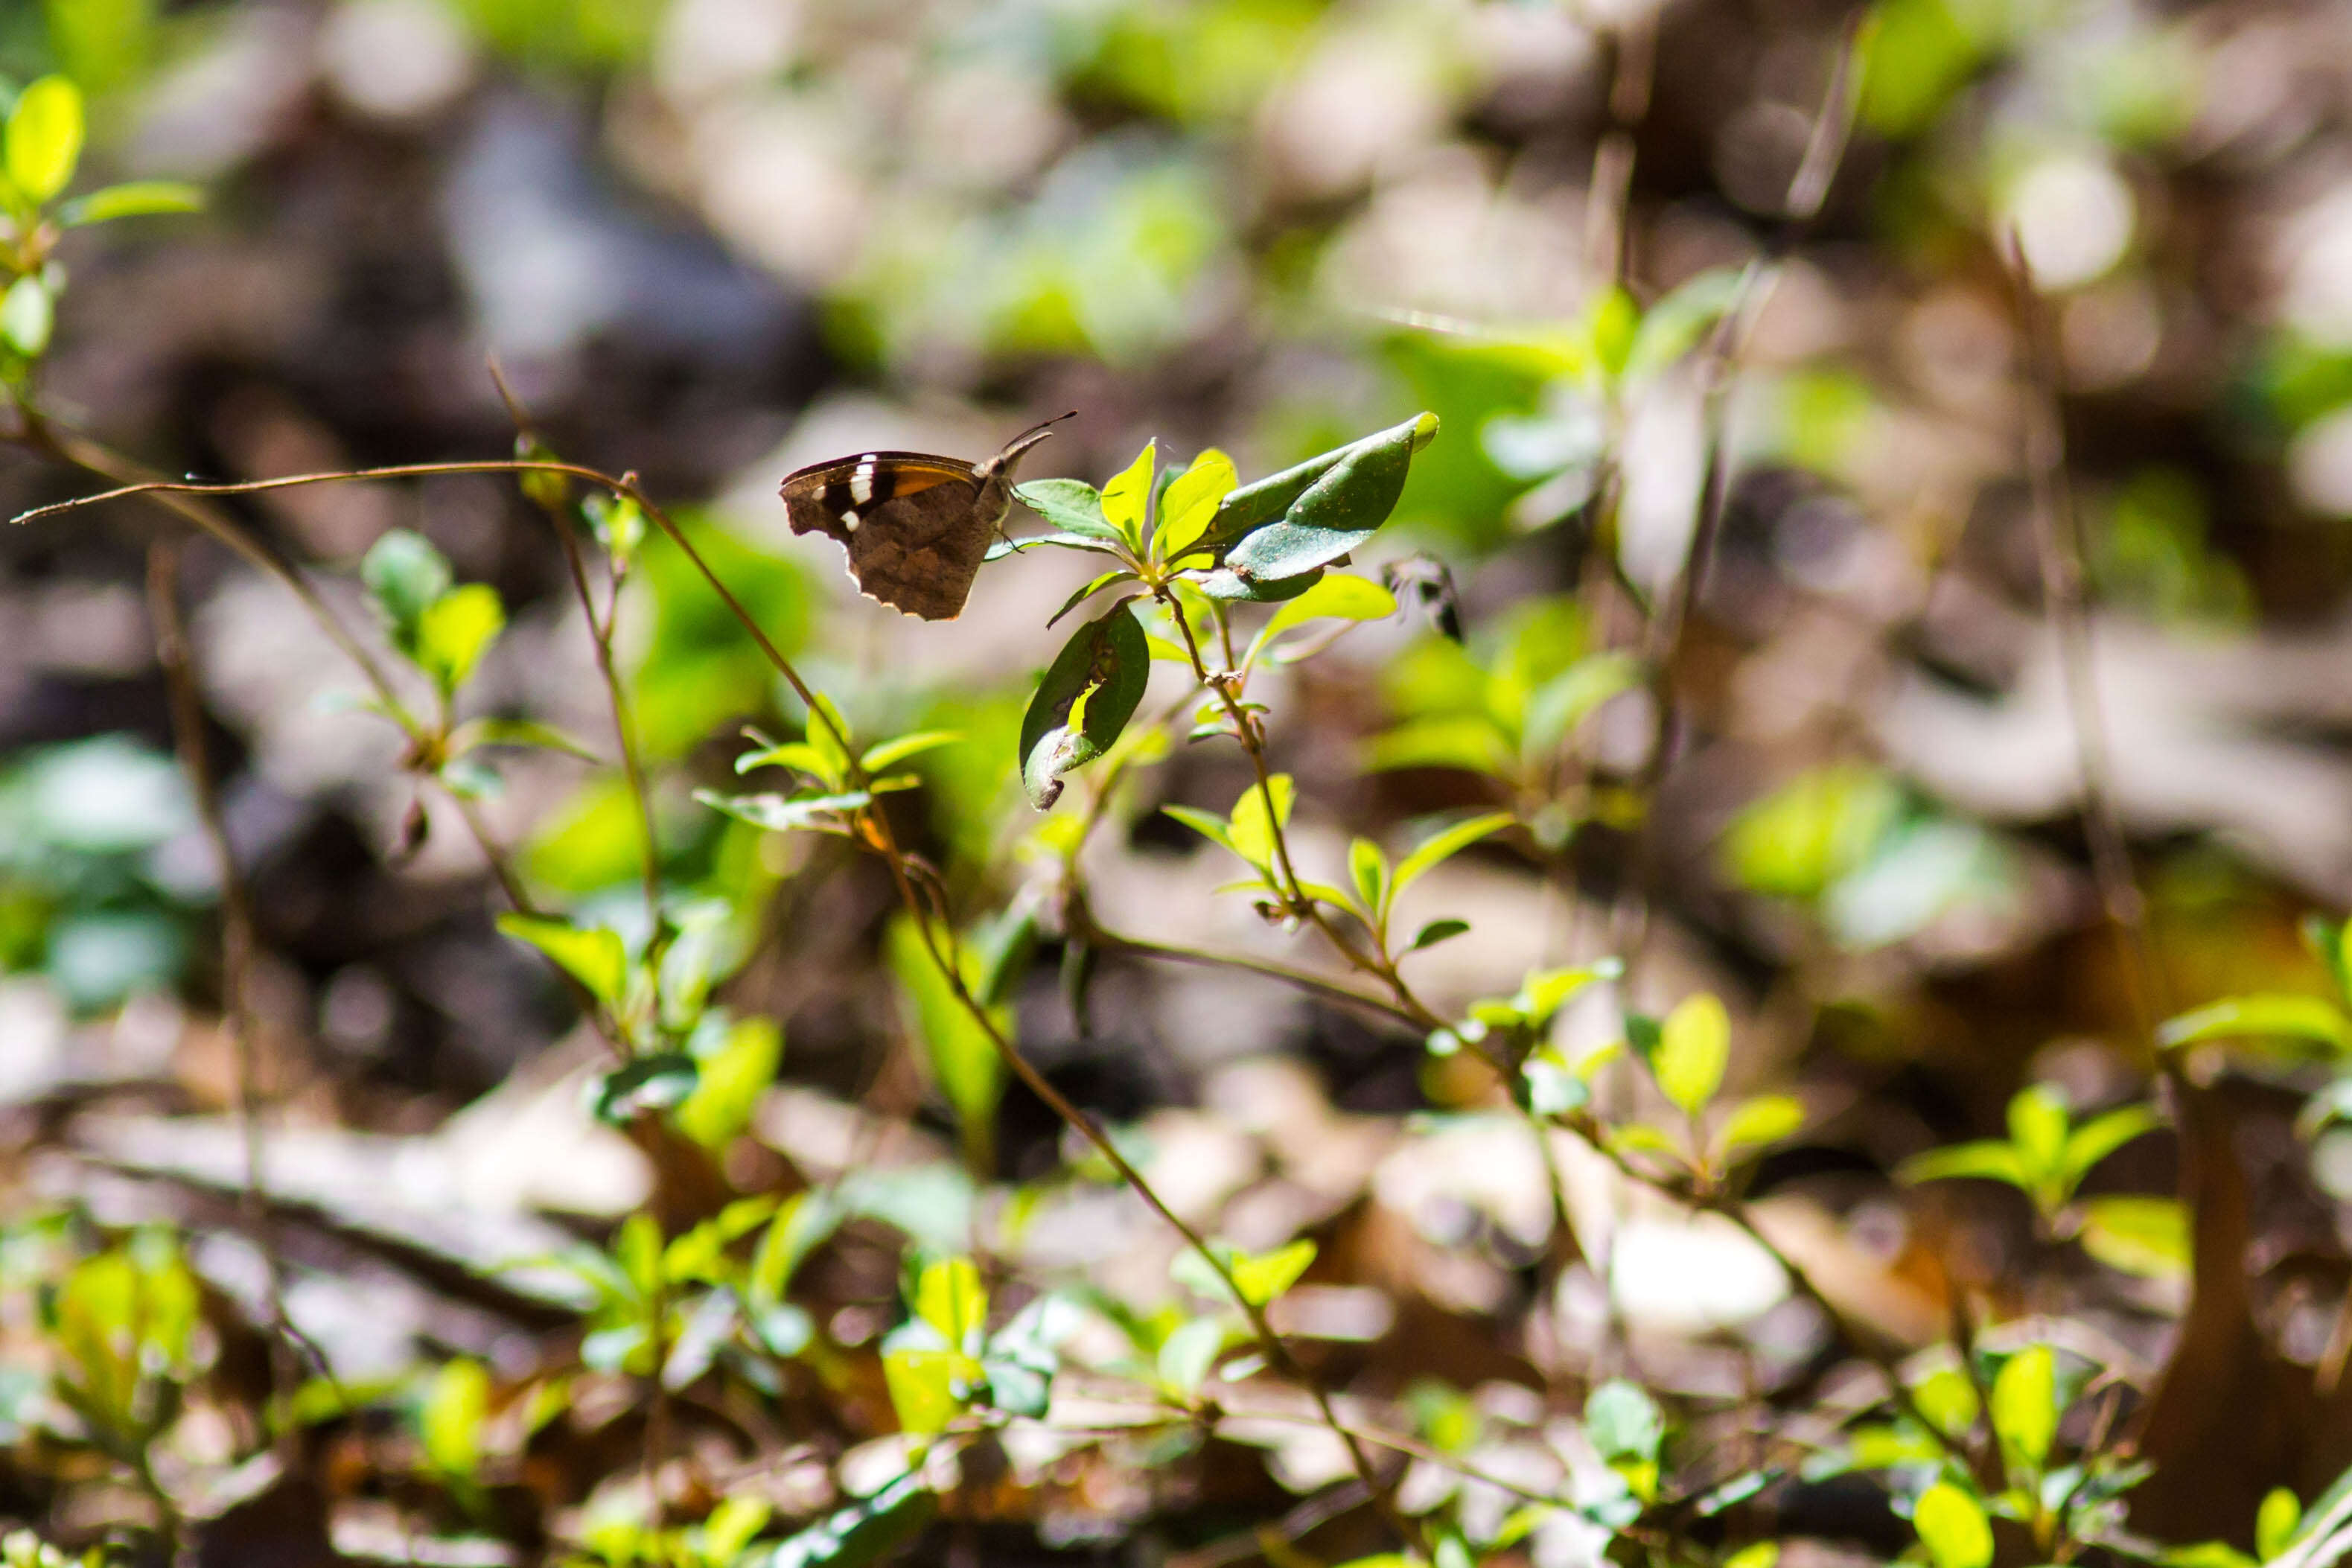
[1019,602,1150,810]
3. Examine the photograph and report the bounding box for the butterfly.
[779,412,1077,620]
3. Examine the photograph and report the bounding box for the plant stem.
[145,538,302,1465]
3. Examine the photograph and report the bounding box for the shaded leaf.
[1019,602,1150,810]
[1222,415,1436,584]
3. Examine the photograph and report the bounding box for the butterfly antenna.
[992,409,1080,468]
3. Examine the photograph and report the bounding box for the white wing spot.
[842,508,861,532]
[850,458,876,506]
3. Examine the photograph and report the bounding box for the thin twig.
[2000,231,2167,1036]
[145,538,302,1465]
[1610,9,1868,969]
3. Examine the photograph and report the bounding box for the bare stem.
[145,538,302,1465]
[1610,10,1867,969]
[2001,232,2167,1036]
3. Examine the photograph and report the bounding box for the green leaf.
[1170,1239,1315,1308]
[1100,441,1157,553]
[415,583,505,693]
[1715,1094,1805,1160]
[1198,412,1438,563]
[696,788,873,832]
[2006,1085,2071,1185]
[1405,917,1469,953]
[1365,715,1515,777]
[1910,1363,1980,1440]
[1162,803,1237,855]
[446,716,599,762]
[674,1017,782,1150]
[1991,1343,2058,1472]
[1258,571,1398,645]
[1651,992,1730,1118]
[2258,1488,2303,1561]
[882,1346,969,1435]
[2158,994,2352,1054]
[886,916,1007,1173]
[56,179,203,226]
[1019,602,1150,810]
[1522,651,1641,756]
[360,529,453,648]
[762,1465,937,1568]
[2059,1103,2162,1189]
[1585,285,1639,380]
[913,1258,989,1351]
[860,730,963,772]
[1229,1238,1316,1305]
[1012,477,1121,541]
[1159,448,1237,562]
[495,913,626,1006]
[1393,811,1513,894]
[1348,837,1389,916]
[1,275,51,356]
[418,1358,489,1480]
[1897,1140,2032,1191]
[1046,570,1141,628]
[6,77,83,205]
[2075,1196,2190,1281]
[1915,1481,1994,1568]
[1220,415,1435,584]
[1621,267,1744,387]
[1584,1379,1663,1465]
[1156,1314,1233,1396]
[1226,775,1295,870]
[591,1054,699,1123]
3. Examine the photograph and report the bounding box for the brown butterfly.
[779,412,1077,620]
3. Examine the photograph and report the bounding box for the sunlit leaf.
[1990,1343,2057,1472]
[1651,992,1730,1118]
[1226,774,1295,870]
[1914,1480,1993,1568]
[1715,1094,1805,1160]
[913,1258,989,1351]
[495,914,626,1006]
[57,179,203,226]
[2075,1196,2189,1281]
[2058,1103,2162,1190]
[418,1358,489,1482]
[2158,994,2352,1055]
[415,584,506,693]
[1,275,51,356]
[860,730,963,772]
[1897,1140,2031,1191]
[6,77,83,205]
[1393,812,1513,894]
[1348,837,1389,916]
[1158,447,1237,562]
[1100,440,1158,553]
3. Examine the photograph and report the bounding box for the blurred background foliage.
[15,0,2352,1556]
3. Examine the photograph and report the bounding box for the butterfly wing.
[780,453,991,620]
